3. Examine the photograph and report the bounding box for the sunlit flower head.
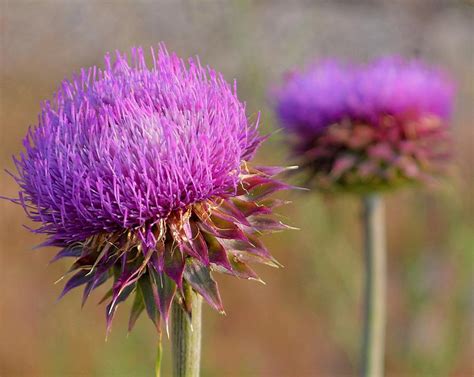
[273,56,454,192]
[10,44,293,333]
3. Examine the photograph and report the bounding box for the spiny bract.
[10,44,293,334]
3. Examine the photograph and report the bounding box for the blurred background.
[1,1,473,376]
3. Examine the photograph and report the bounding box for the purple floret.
[13,44,261,245]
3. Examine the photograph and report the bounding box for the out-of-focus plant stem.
[171,282,202,377]
[361,194,386,377]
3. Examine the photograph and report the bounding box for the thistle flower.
[10,44,292,333]
[273,57,454,192]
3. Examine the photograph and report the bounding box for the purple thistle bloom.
[275,60,355,137]
[9,44,293,333]
[273,56,455,192]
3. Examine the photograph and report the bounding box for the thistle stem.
[155,332,162,377]
[171,282,202,377]
[361,194,386,377]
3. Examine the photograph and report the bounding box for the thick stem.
[171,283,202,377]
[361,194,387,377]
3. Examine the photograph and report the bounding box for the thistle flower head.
[10,44,292,333]
[273,56,455,192]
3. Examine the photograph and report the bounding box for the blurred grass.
[1,1,473,376]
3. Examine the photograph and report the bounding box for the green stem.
[361,194,387,377]
[155,332,162,377]
[171,282,202,377]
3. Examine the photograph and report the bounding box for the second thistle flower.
[273,57,454,192]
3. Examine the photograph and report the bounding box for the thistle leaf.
[244,180,294,201]
[150,241,165,272]
[247,216,296,233]
[232,198,272,217]
[205,234,232,271]
[88,242,114,274]
[82,269,111,307]
[68,254,97,272]
[227,249,282,268]
[149,267,176,325]
[138,274,161,331]
[218,235,270,259]
[49,244,83,264]
[58,270,92,299]
[128,287,145,332]
[211,199,251,226]
[164,245,185,288]
[105,284,135,336]
[183,259,224,313]
[187,221,210,265]
[252,165,298,177]
[194,207,248,241]
[237,175,275,194]
[228,256,262,282]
